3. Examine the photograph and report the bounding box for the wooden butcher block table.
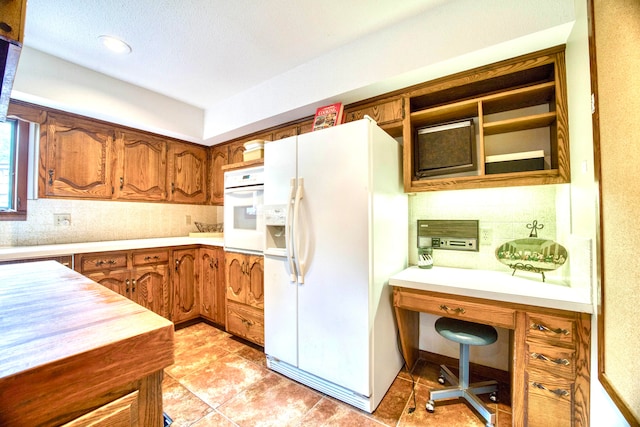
[0,261,174,426]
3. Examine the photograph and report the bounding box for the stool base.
[427,365,498,427]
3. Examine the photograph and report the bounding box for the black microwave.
[414,119,477,178]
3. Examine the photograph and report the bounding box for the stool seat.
[435,317,498,346]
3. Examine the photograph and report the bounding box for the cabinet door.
[133,265,169,318]
[171,248,199,323]
[225,252,247,304]
[0,0,26,43]
[43,114,114,199]
[227,141,246,165]
[86,271,131,299]
[246,255,264,309]
[61,391,139,427]
[114,131,167,201]
[210,145,228,205]
[199,247,225,324]
[167,142,207,204]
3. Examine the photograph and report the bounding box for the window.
[0,118,28,220]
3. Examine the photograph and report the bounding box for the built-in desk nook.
[390,266,591,427]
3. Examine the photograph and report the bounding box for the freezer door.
[264,254,298,366]
[264,135,297,206]
[295,120,372,396]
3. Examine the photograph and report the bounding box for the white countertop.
[0,236,224,261]
[389,266,593,314]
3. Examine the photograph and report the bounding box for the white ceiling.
[22,0,448,111]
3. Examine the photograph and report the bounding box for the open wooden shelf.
[403,46,569,192]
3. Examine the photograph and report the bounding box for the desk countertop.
[0,235,224,261]
[389,266,593,313]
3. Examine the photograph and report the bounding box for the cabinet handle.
[48,169,54,185]
[531,352,571,366]
[0,22,13,33]
[144,256,151,261]
[171,182,175,193]
[175,259,180,272]
[119,177,124,190]
[439,304,465,315]
[531,382,570,397]
[131,279,136,293]
[95,260,104,266]
[126,279,130,293]
[241,318,254,326]
[214,258,218,269]
[108,259,116,265]
[530,323,570,336]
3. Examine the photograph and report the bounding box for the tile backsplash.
[409,184,570,276]
[0,198,221,246]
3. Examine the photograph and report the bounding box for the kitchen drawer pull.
[531,323,570,336]
[48,169,54,185]
[439,304,466,315]
[144,255,161,261]
[126,279,130,293]
[531,382,570,397]
[241,318,254,326]
[531,352,570,366]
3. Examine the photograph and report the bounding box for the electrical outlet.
[54,213,71,226]
[480,227,493,245]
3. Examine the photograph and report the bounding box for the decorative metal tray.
[495,220,567,282]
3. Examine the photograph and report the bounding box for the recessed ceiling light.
[98,35,132,54]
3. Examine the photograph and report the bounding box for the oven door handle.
[224,184,265,194]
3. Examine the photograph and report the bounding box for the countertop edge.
[389,266,593,314]
[0,236,224,261]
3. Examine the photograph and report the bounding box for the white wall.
[0,198,220,247]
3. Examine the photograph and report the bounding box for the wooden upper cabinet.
[167,141,207,204]
[227,141,246,165]
[0,0,27,43]
[41,113,114,199]
[209,145,228,205]
[113,131,167,201]
[344,97,404,129]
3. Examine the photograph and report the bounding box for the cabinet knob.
[48,169,54,185]
[119,177,124,190]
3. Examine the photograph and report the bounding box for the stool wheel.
[489,391,498,403]
[437,375,445,385]
[425,399,435,413]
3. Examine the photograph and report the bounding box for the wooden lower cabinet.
[199,246,226,325]
[522,312,591,427]
[225,251,264,345]
[61,391,139,427]
[76,249,169,319]
[171,247,200,323]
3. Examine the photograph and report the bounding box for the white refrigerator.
[263,117,408,412]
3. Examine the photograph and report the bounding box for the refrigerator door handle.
[286,178,297,282]
[293,177,305,284]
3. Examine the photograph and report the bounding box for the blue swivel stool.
[426,317,499,427]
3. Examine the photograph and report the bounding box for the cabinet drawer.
[393,288,515,329]
[132,249,169,266]
[227,302,264,346]
[527,312,576,345]
[525,370,573,427]
[77,252,128,273]
[526,341,575,379]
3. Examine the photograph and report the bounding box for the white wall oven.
[223,166,264,253]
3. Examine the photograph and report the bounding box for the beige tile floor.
[162,322,512,426]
